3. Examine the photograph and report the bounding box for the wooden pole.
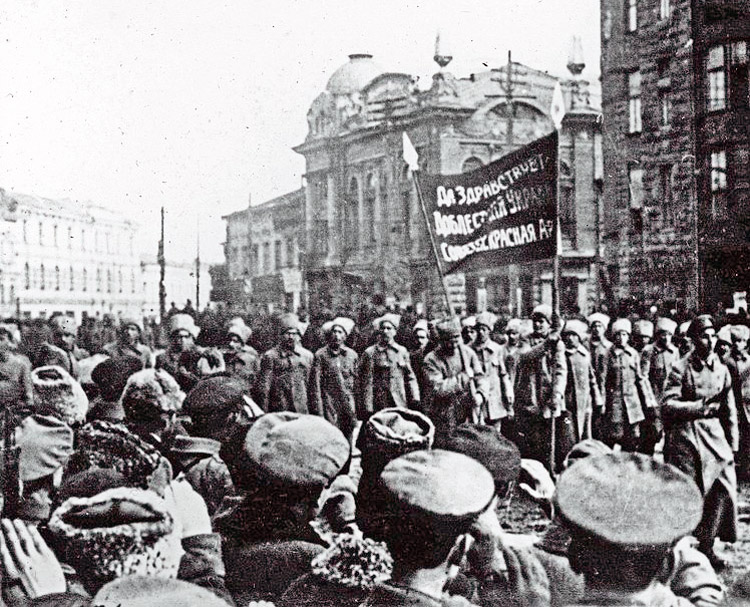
[158,207,166,326]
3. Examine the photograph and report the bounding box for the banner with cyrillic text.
[422,131,558,274]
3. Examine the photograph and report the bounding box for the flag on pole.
[550,81,566,131]
[403,132,420,174]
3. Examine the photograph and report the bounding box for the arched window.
[24,263,30,290]
[40,264,45,291]
[462,156,484,173]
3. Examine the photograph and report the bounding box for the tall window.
[710,150,728,219]
[81,229,86,251]
[344,177,360,251]
[24,263,29,290]
[274,241,282,271]
[40,265,45,290]
[658,164,674,218]
[628,166,645,209]
[38,223,43,245]
[131,270,136,294]
[627,0,638,32]
[118,268,123,293]
[462,157,484,173]
[263,242,271,274]
[252,244,259,275]
[286,239,295,268]
[659,89,672,126]
[83,268,88,292]
[628,71,642,133]
[67,227,73,249]
[96,268,101,292]
[707,45,726,111]
[69,266,75,291]
[55,266,60,291]
[107,269,112,293]
[659,0,670,20]
[22,220,27,243]
[364,173,377,245]
[53,224,58,247]
[728,41,749,110]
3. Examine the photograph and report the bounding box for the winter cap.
[321,317,355,336]
[505,318,523,333]
[373,314,401,331]
[119,317,143,333]
[93,576,232,607]
[360,407,435,466]
[227,320,252,343]
[380,449,495,528]
[461,316,476,328]
[439,424,521,492]
[474,312,497,330]
[717,324,733,345]
[239,412,350,492]
[679,321,692,336]
[92,357,144,403]
[633,320,654,338]
[587,313,610,329]
[555,453,702,549]
[121,369,184,422]
[182,375,247,417]
[50,315,77,334]
[563,438,611,469]
[78,354,110,388]
[687,314,714,339]
[32,365,89,426]
[611,318,632,335]
[532,304,553,323]
[730,325,750,342]
[435,317,462,339]
[65,421,170,495]
[562,319,588,340]
[412,319,430,336]
[0,322,21,344]
[48,487,182,593]
[168,314,199,339]
[278,312,303,335]
[16,414,74,482]
[655,318,678,335]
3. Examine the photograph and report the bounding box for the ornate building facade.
[294,50,604,317]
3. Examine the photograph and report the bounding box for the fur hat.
[278,312,303,335]
[474,312,497,330]
[717,324,733,345]
[182,375,247,417]
[32,366,89,426]
[373,314,401,331]
[227,319,252,343]
[505,318,523,334]
[168,314,199,338]
[587,312,610,329]
[92,357,144,402]
[611,318,632,335]
[688,314,714,339]
[93,576,232,607]
[633,320,654,338]
[0,322,21,344]
[461,316,476,328]
[119,318,143,333]
[65,421,170,495]
[412,319,430,336]
[321,317,355,336]
[121,369,184,422]
[532,304,553,323]
[360,408,435,467]
[77,354,110,387]
[48,487,182,593]
[655,317,678,335]
[16,414,74,482]
[562,319,588,340]
[730,325,750,342]
[435,317,462,339]
[50,315,77,334]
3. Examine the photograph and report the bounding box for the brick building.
[294,49,604,317]
[600,0,749,312]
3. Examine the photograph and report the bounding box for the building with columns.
[294,47,604,317]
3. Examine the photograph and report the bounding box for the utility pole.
[158,207,166,325]
[195,215,201,311]
[489,51,535,149]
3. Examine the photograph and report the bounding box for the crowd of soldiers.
[0,302,748,606]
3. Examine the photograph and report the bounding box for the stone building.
[600,0,749,311]
[6,190,142,321]
[294,48,604,317]
[222,189,305,313]
[140,255,211,321]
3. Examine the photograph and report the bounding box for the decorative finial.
[567,35,585,76]
[434,30,453,69]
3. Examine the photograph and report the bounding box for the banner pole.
[412,170,455,317]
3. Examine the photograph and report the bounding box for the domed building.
[293,45,605,318]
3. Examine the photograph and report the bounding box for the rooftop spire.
[434,30,453,69]
[567,35,585,76]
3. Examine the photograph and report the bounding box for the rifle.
[2,408,21,518]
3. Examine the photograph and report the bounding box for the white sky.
[0,0,600,264]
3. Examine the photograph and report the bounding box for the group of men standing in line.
[0,302,748,574]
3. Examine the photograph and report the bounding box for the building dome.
[326,54,383,95]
